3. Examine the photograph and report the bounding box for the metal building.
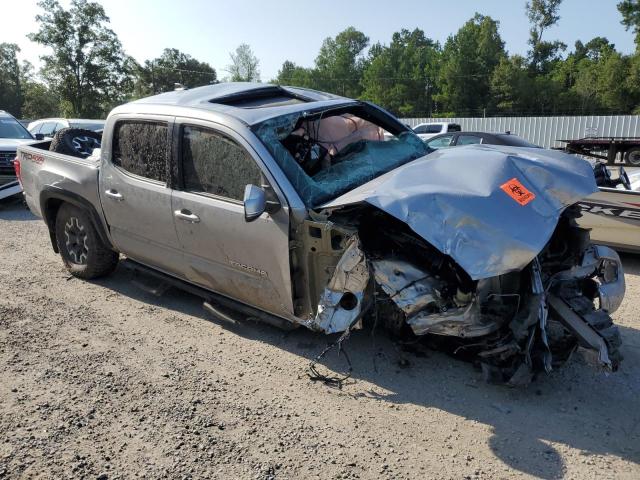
[401,115,640,149]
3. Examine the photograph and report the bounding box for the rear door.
[171,119,293,318]
[99,116,184,275]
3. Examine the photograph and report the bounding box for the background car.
[0,110,36,200]
[27,118,105,139]
[425,131,540,149]
[412,122,461,140]
[580,162,640,253]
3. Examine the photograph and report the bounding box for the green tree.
[436,14,506,115]
[628,53,640,112]
[314,27,369,97]
[0,43,23,117]
[490,55,534,113]
[526,0,566,73]
[361,29,440,116]
[564,40,636,114]
[594,51,633,111]
[28,0,131,118]
[618,0,640,48]
[227,44,260,82]
[573,37,616,61]
[273,60,315,88]
[134,48,217,96]
[19,60,60,119]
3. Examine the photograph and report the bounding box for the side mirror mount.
[244,184,267,222]
[244,184,282,222]
[34,133,45,140]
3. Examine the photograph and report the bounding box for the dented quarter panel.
[321,145,598,280]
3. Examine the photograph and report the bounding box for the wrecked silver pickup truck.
[16,83,625,384]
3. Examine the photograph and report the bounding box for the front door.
[171,121,293,318]
[99,116,184,275]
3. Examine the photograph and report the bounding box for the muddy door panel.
[171,121,293,318]
[99,117,184,274]
[171,192,293,317]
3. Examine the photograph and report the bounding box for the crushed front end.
[296,205,624,385]
[252,102,625,384]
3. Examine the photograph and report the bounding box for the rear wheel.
[625,147,640,166]
[55,204,118,279]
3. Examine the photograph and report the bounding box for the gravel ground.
[1,198,639,480]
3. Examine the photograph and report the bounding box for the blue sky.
[3,0,636,80]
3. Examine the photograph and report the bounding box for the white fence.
[400,115,640,149]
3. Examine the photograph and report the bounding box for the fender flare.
[39,186,114,253]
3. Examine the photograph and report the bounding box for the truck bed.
[16,141,102,219]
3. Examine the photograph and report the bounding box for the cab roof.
[126,82,356,126]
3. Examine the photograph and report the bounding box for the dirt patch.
[1,199,639,479]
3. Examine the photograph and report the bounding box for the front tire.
[55,204,118,279]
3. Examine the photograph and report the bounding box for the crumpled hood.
[321,144,598,280]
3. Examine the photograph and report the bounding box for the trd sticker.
[579,202,640,222]
[500,177,536,206]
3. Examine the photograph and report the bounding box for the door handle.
[174,209,200,223]
[104,189,124,201]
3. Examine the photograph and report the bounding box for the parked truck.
[15,83,626,385]
[560,136,640,166]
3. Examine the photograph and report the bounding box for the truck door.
[170,120,294,319]
[99,116,184,275]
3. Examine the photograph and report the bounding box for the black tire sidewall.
[55,204,100,277]
[626,147,640,166]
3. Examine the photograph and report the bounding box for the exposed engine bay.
[293,206,624,386]
[252,102,626,385]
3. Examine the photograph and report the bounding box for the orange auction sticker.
[500,178,536,206]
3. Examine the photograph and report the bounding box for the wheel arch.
[40,187,114,253]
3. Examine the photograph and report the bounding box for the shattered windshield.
[253,104,430,207]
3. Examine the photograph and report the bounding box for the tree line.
[1,0,640,120]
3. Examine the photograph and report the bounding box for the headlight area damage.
[289,147,625,385]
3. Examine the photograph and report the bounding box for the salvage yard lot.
[1,198,639,480]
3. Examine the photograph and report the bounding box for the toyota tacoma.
[16,83,626,384]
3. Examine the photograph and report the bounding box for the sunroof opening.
[210,87,311,109]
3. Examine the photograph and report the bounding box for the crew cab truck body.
[17,83,626,385]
